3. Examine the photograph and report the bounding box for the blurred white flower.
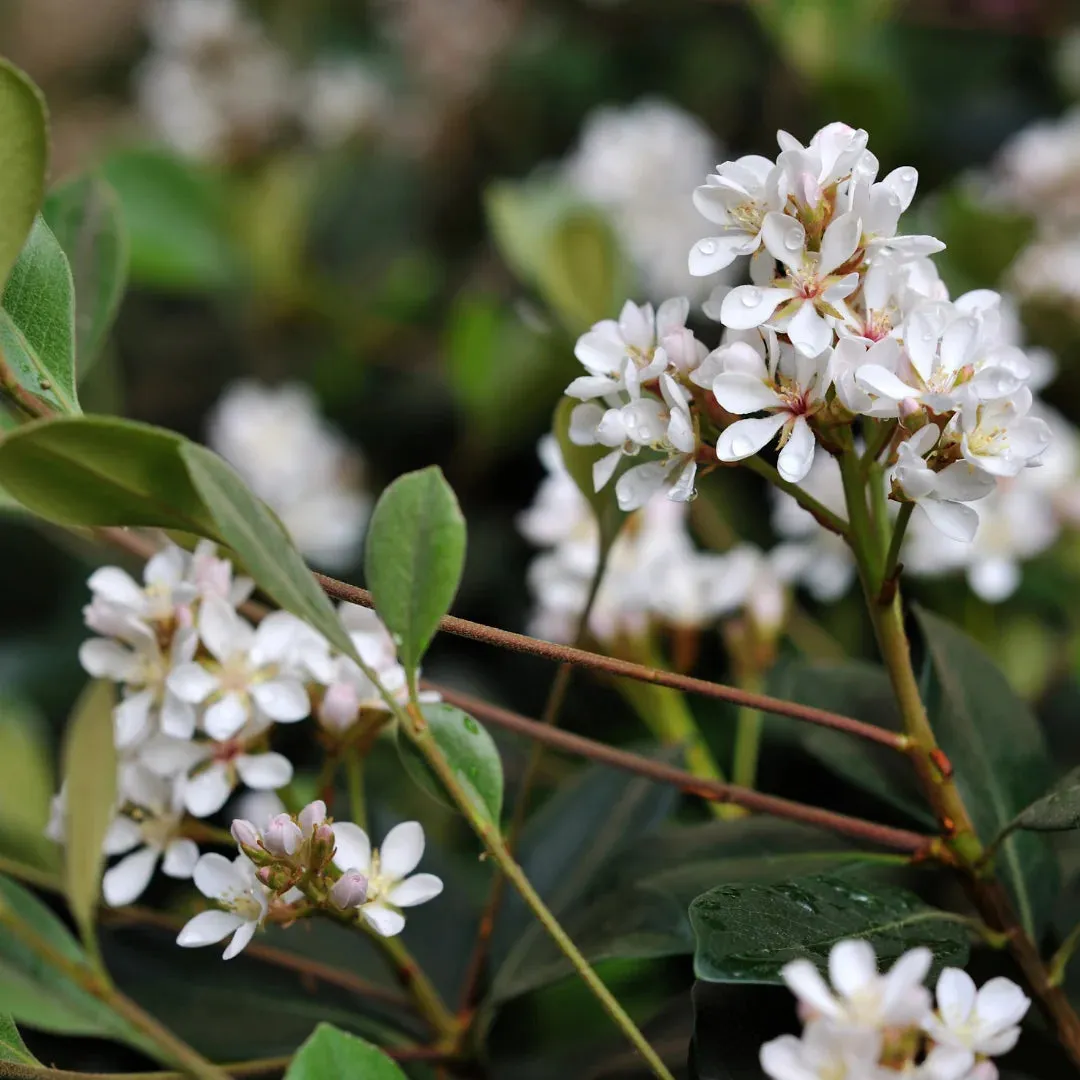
[566,99,729,304]
[206,380,370,571]
[176,852,269,959]
[760,1020,882,1080]
[300,58,390,148]
[331,821,443,936]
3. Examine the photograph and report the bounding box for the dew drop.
[783,230,803,252]
[740,287,762,308]
[899,167,916,183]
[698,239,718,255]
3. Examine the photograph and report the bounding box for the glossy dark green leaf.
[0,416,210,531]
[915,606,1058,939]
[767,659,933,826]
[690,873,969,984]
[284,1023,408,1080]
[397,703,503,824]
[179,443,355,658]
[0,1014,40,1065]
[552,396,627,558]
[994,767,1080,842]
[43,173,129,371]
[0,876,152,1053]
[364,466,466,680]
[0,59,47,288]
[0,216,79,415]
[61,680,117,954]
[102,147,236,291]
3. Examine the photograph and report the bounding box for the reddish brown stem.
[427,683,933,855]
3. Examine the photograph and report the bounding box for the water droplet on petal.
[784,230,803,252]
[698,240,717,255]
[900,168,916,183]
[741,287,762,308]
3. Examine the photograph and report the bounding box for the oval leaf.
[364,467,466,680]
[0,1014,40,1066]
[689,874,969,984]
[1,215,79,414]
[62,680,117,953]
[284,1023,407,1080]
[541,210,625,334]
[0,875,153,1053]
[914,606,1058,939]
[397,703,503,824]
[179,443,355,658]
[43,173,129,372]
[1000,766,1080,836]
[0,59,47,287]
[0,416,210,531]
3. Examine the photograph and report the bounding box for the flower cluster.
[519,436,808,645]
[176,799,441,957]
[566,122,1054,546]
[763,939,1030,1080]
[48,540,424,911]
[207,380,371,572]
[565,98,731,305]
[137,0,388,161]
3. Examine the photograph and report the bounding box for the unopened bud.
[309,821,335,869]
[263,814,303,857]
[330,871,369,910]
[298,799,327,837]
[257,864,295,893]
[230,818,261,850]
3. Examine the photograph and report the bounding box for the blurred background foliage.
[4,0,1080,1075]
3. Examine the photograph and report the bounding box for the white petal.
[759,1035,808,1080]
[880,946,931,1017]
[786,302,832,358]
[592,449,622,493]
[332,821,373,873]
[234,752,293,790]
[922,1044,975,1080]
[193,852,245,900]
[918,499,979,543]
[761,212,806,271]
[936,967,977,1029]
[203,693,250,741]
[854,364,919,402]
[199,596,251,663]
[716,413,788,462]
[969,557,1020,603]
[569,403,603,443]
[222,919,257,960]
[299,800,327,835]
[160,694,197,740]
[720,286,792,330]
[565,375,616,401]
[144,544,187,588]
[777,416,815,483]
[361,902,406,937]
[162,838,200,878]
[615,462,668,512]
[829,939,878,999]
[656,297,690,336]
[251,679,311,722]
[975,977,1031,1031]
[819,211,862,275]
[79,639,137,682]
[177,909,245,948]
[387,873,444,908]
[688,233,756,276]
[166,663,219,704]
[711,373,783,415]
[882,165,919,211]
[781,959,841,1020]
[184,764,234,818]
[103,846,160,906]
[103,816,143,856]
[114,691,154,749]
[380,821,425,880]
[88,566,145,607]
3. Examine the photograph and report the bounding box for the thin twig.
[427,683,933,855]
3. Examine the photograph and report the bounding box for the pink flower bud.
[263,814,303,857]
[319,681,359,733]
[298,800,327,837]
[309,821,336,870]
[330,871,369,909]
[898,397,921,420]
[230,818,261,850]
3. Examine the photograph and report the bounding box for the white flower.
[102,777,198,906]
[300,58,388,148]
[760,1020,884,1080]
[921,969,1030,1079]
[713,332,828,483]
[176,852,269,959]
[565,98,727,303]
[331,821,443,937]
[891,426,995,543]
[690,152,780,276]
[207,380,370,571]
[774,122,870,210]
[782,940,932,1031]
[83,545,197,635]
[951,387,1051,480]
[167,598,313,741]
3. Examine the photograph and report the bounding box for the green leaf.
[689,873,969,985]
[541,210,624,333]
[61,680,117,952]
[396,703,503,824]
[284,1023,407,1080]
[0,695,60,874]
[102,147,236,291]
[0,1014,40,1065]
[0,59,47,288]
[0,875,152,1053]
[993,767,1080,842]
[0,416,211,531]
[0,215,79,414]
[364,466,466,681]
[178,443,355,658]
[552,397,627,557]
[914,606,1058,939]
[43,172,129,371]
[767,659,933,826]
